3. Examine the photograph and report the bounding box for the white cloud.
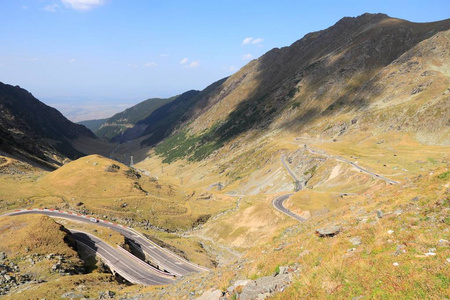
[22,5,29,10]
[44,4,60,12]
[69,58,75,63]
[243,37,264,45]
[61,0,105,11]
[143,62,157,68]
[187,61,200,68]
[127,63,138,68]
[160,53,170,57]
[251,38,264,45]
[180,58,188,64]
[229,65,238,72]
[241,53,253,61]
[243,37,253,45]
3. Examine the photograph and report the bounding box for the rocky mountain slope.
[127,13,449,165]
[0,82,97,168]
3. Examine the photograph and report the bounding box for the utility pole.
[130,155,134,167]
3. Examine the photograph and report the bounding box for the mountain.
[77,118,107,133]
[1,13,450,299]
[0,82,96,168]
[80,96,177,141]
[115,78,227,144]
[135,13,450,163]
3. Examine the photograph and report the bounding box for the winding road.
[70,230,175,285]
[273,155,307,222]
[304,146,399,185]
[280,155,303,191]
[2,209,208,278]
[274,143,400,222]
[272,193,305,222]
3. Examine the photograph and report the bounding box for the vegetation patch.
[155,129,223,163]
[437,171,450,180]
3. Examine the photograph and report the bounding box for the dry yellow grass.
[285,190,364,218]
[0,154,234,268]
[0,154,234,232]
[55,218,125,247]
[307,132,449,181]
[0,214,86,286]
[0,214,78,258]
[244,167,450,299]
[195,194,296,249]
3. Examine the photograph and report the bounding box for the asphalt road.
[3,209,208,277]
[274,143,399,222]
[70,230,175,286]
[272,193,306,222]
[274,155,307,222]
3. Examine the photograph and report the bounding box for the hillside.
[0,82,97,168]
[117,90,201,143]
[127,14,450,298]
[77,118,107,133]
[136,167,450,299]
[80,96,177,141]
[0,12,449,300]
[142,13,450,165]
[0,214,122,299]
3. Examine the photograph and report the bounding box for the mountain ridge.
[0,82,96,168]
[78,96,177,140]
[130,13,449,164]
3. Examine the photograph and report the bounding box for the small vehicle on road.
[90,217,99,223]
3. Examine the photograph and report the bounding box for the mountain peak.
[336,12,389,24]
[331,12,391,32]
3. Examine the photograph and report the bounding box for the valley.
[0,11,448,300]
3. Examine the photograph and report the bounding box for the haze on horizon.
[0,0,449,122]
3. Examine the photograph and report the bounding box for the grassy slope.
[35,155,234,231]
[0,214,78,259]
[0,154,234,267]
[149,19,449,167]
[269,168,450,299]
[0,214,94,297]
[96,96,176,140]
[0,15,449,299]
[174,167,449,299]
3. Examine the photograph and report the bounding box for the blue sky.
[0,0,449,121]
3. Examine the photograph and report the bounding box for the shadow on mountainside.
[134,14,450,164]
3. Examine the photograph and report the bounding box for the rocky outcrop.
[316,225,342,237]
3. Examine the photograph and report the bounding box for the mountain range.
[0,13,449,299]
[91,13,449,164]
